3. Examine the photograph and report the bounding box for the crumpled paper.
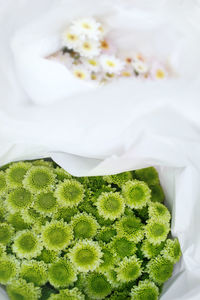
[0,0,200,299]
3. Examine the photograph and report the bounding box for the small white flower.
[77,39,100,58]
[83,57,101,72]
[62,28,79,49]
[133,61,148,74]
[100,55,125,74]
[72,66,90,80]
[71,18,101,39]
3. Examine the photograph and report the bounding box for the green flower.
[145,220,170,245]
[70,212,99,240]
[122,180,151,209]
[96,192,125,220]
[130,280,159,300]
[134,167,159,186]
[146,255,174,285]
[98,246,115,272]
[20,260,48,286]
[54,167,72,181]
[6,212,30,231]
[141,239,165,259]
[105,269,122,288]
[68,240,102,272]
[48,288,85,300]
[149,184,165,203]
[0,256,19,284]
[41,220,73,251]
[0,223,14,245]
[6,188,33,213]
[12,230,43,259]
[55,179,84,207]
[103,172,132,186]
[48,258,77,288]
[0,171,7,195]
[6,162,31,188]
[32,159,54,168]
[148,202,171,223]
[37,248,60,264]
[161,238,182,263]
[85,272,112,299]
[96,227,117,243]
[54,206,78,222]
[23,166,56,193]
[34,191,58,216]
[21,208,44,225]
[7,278,41,300]
[110,236,137,259]
[116,215,144,243]
[0,244,6,257]
[116,256,142,283]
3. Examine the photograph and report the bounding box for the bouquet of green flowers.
[0,159,181,300]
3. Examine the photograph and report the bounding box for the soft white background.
[0,0,200,299]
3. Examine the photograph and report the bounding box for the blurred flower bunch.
[48,17,169,84]
[0,160,181,300]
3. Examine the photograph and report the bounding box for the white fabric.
[0,0,200,299]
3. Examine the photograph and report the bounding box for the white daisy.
[62,28,80,50]
[100,55,125,74]
[77,39,100,58]
[133,61,148,74]
[72,66,90,81]
[71,18,101,40]
[83,57,101,72]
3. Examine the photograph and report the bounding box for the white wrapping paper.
[0,0,200,299]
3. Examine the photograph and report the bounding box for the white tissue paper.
[0,0,200,299]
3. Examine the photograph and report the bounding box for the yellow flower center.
[82,23,91,29]
[88,59,97,66]
[83,42,92,51]
[122,71,131,77]
[101,40,109,50]
[156,69,165,79]
[74,70,86,80]
[91,74,97,80]
[106,73,115,78]
[106,61,115,68]
[67,33,77,41]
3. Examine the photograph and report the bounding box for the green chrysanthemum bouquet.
[0,160,181,300]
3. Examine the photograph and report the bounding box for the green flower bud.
[122,180,151,209]
[161,238,182,263]
[96,227,117,243]
[48,258,77,288]
[141,239,165,259]
[0,223,14,245]
[109,236,137,259]
[34,191,58,216]
[6,188,33,213]
[116,256,142,283]
[130,279,159,300]
[41,220,73,251]
[20,260,48,286]
[0,255,19,284]
[148,202,171,223]
[96,192,125,220]
[12,230,43,259]
[6,162,31,188]
[70,212,99,240]
[23,166,56,193]
[146,255,174,285]
[85,272,112,299]
[6,212,30,231]
[103,172,132,187]
[145,220,170,245]
[68,240,102,272]
[116,215,144,243]
[7,278,41,300]
[55,179,84,208]
[134,167,159,186]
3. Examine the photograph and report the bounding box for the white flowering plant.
[48,17,170,85]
